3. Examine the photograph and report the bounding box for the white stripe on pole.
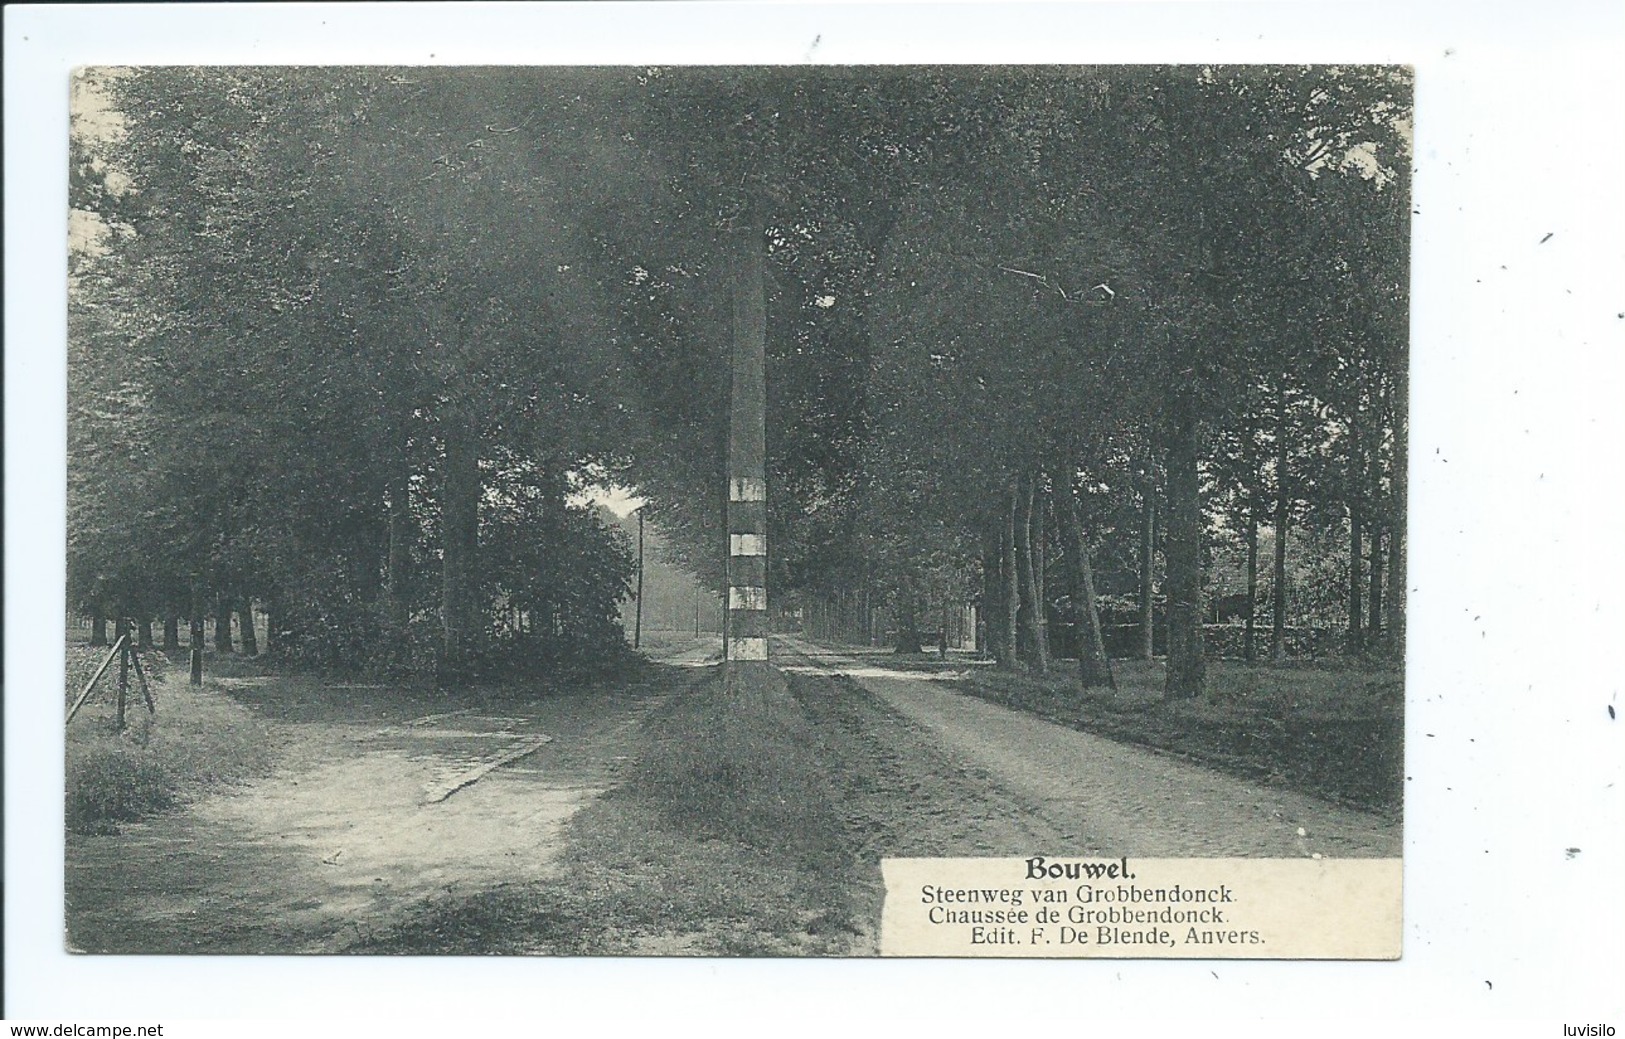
[729,586,768,610]
[729,533,766,556]
[731,636,768,660]
[729,476,766,502]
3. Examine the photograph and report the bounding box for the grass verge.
[65,645,277,834]
[951,657,1403,815]
[354,665,867,956]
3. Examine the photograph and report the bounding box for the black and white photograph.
[8,0,1624,1032]
[62,61,1407,957]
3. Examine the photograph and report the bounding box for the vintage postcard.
[64,63,1407,959]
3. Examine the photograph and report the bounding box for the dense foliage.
[69,65,1409,694]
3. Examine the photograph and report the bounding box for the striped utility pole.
[725,218,769,676]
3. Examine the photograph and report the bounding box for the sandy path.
[66,678,667,953]
[776,637,1399,859]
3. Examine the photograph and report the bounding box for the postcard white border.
[6,1,1623,1031]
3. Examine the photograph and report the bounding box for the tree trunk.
[1019,473,1049,673]
[1057,475,1115,689]
[719,458,731,659]
[1002,482,1020,669]
[981,530,1002,663]
[1164,404,1206,699]
[163,615,180,653]
[439,414,481,686]
[1368,525,1385,642]
[1139,481,1156,660]
[90,608,108,647]
[189,580,204,686]
[137,618,154,650]
[238,598,258,656]
[1271,411,1290,661]
[1387,408,1407,660]
[1244,501,1259,663]
[263,601,277,654]
[215,597,234,653]
[1348,506,1364,651]
[1034,480,1048,660]
[385,454,413,640]
[894,594,922,654]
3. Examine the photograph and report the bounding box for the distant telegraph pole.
[634,507,645,650]
[725,217,769,678]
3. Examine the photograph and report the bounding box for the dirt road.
[66,670,673,954]
[66,635,1397,956]
[777,637,1400,859]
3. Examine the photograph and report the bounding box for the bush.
[67,737,175,832]
[65,648,276,834]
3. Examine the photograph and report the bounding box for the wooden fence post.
[115,616,130,731]
[189,580,204,686]
[65,635,127,725]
